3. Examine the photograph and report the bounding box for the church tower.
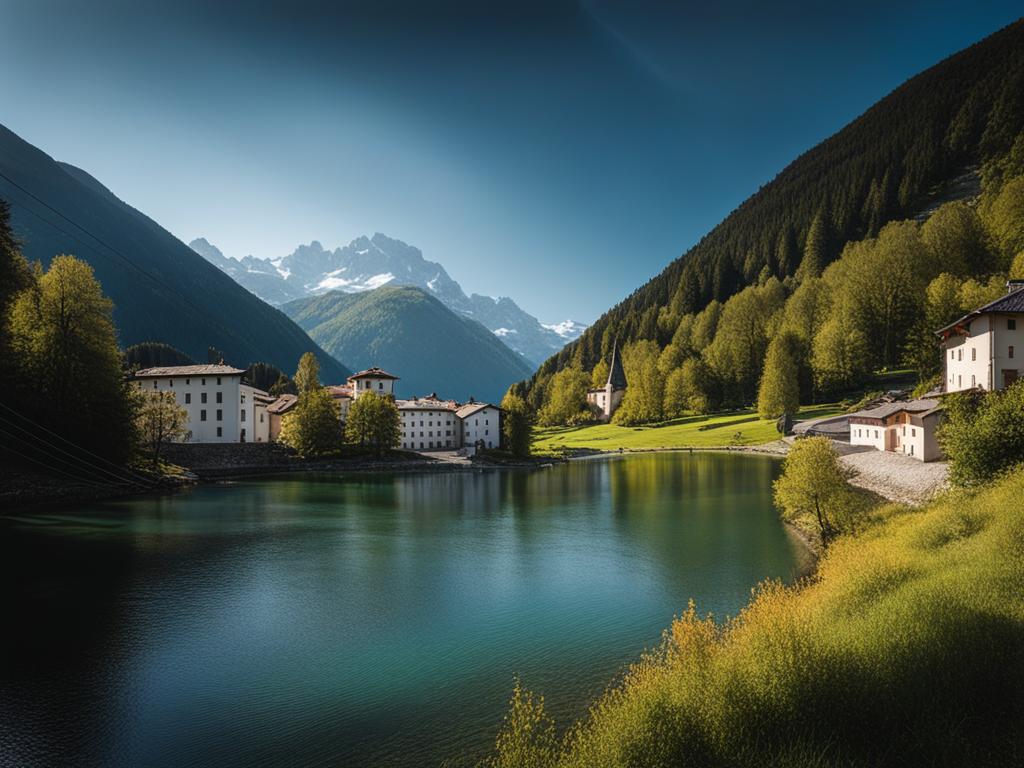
[587,339,628,421]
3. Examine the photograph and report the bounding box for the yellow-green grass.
[486,470,1024,768]
[532,404,843,453]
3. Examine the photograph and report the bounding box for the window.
[1010,318,1017,331]
[951,350,955,360]
[201,378,206,385]
[241,394,246,404]
[201,392,207,404]
[217,377,222,385]
[201,409,207,421]
[972,348,976,361]
[186,378,190,385]
[217,427,222,437]
[378,382,383,390]
[216,409,223,421]
[958,349,962,361]
[152,380,158,389]
[972,375,976,387]
[169,379,174,387]
[185,393,191,404]
[216,392,223,404]
[1011,346,1016,359]
[912,428,916,437]
[875,430,879,439]
[958,375,962,388]
[241,409,246,422]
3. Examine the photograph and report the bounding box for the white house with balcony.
[133,364,270,443]
[937,279,1024,392]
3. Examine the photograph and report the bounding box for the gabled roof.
[267,394,298,414]
[325,384,353,398]
[134,364,245,377]
[396,397,458,412]
[455,402,501,419]
[607,340,627,391]
[348,367,400,380]
[849,398,939,421]
[936,283,1024,336]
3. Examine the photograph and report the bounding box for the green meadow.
[532,404,843,453]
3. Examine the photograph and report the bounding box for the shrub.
[938,381,1024,486]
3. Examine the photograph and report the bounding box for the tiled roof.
[134,364,246,377]
[348,367,400,380]
[325,384,353,398]
[849,399,939,420]
[936,282,1024,335]
[396,397,458,411]
[267,394,298,414]
[455,402,500,418]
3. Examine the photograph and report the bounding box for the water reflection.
[0,453,809,767]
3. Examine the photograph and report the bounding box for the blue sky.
[1,1,1021,323]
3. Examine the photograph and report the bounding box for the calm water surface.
[0,453,811,767]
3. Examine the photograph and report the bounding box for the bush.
[938,382,1024,486]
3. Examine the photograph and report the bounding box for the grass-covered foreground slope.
[532,404,841,452]
[488,470,1024,768]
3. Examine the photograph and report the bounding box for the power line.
[0,168,245,347]
[0,402,152,487]
[0,426,115,488]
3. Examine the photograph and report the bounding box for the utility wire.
[0,402,152,486]
[0,426,114,487]
[0,412,145,487]
[0,168,244,346]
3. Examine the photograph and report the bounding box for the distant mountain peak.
[191,233,587,366]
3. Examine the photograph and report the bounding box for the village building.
[348,367,399,399]
[457,400,501,451]
[266,393,297,441]
[937,279,1024,393]
[586,341,628,422]
[848,399,944,462]
[325,384,354,422]
[397,394,459,450]
[133,364,270,443]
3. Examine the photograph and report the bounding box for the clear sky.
[1,1,1020,323]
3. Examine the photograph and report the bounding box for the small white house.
[397,395,459,450]
[848,399,944,462]
[457,401,501,451]
[937,279,1024,392]
[133,364,270,443]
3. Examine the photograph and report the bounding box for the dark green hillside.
[283,285,533,402]
[0,125,349,381]
[529,19,1024,387]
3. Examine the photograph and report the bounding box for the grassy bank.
[487,469,1024,767]
[532,404,843,453]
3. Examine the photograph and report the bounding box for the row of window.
[953,346,1015,361]
[401,440,454,449]
[182,392,224,404]
[402,419,453,427]
[198,409,224,421]
[403,430,453,438]
[155,377,224,387]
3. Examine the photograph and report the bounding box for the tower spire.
[607,338,627,390]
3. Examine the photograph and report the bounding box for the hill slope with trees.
[522,19,1024,417]
[0,124,349,381]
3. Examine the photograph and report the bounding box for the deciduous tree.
[757,332,801,419]
[345,391,400,455]
[500,391,532,457]
[136,390,190,469]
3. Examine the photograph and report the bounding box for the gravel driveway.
[836,446,949,505]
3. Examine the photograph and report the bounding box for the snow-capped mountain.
[189,233,586,366]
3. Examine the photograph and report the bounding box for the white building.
[937,279,1024,392]
[848,399,944,462]
[348,367,399,399]
[457,401,501,451]
[397,395,459,450]
[133,364,270,443]
[586,341,628,421]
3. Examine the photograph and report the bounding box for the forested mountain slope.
[283,285,534,402]
[0,125,349,381]
[526,19,1024,396]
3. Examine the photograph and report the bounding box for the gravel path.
[837,447,949,505]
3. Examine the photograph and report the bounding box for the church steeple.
[606,339,627,391]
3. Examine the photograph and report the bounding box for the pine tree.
[797,210,829,280]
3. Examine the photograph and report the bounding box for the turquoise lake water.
[0,453,811,767]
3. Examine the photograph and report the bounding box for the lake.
[0,453,811,767]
